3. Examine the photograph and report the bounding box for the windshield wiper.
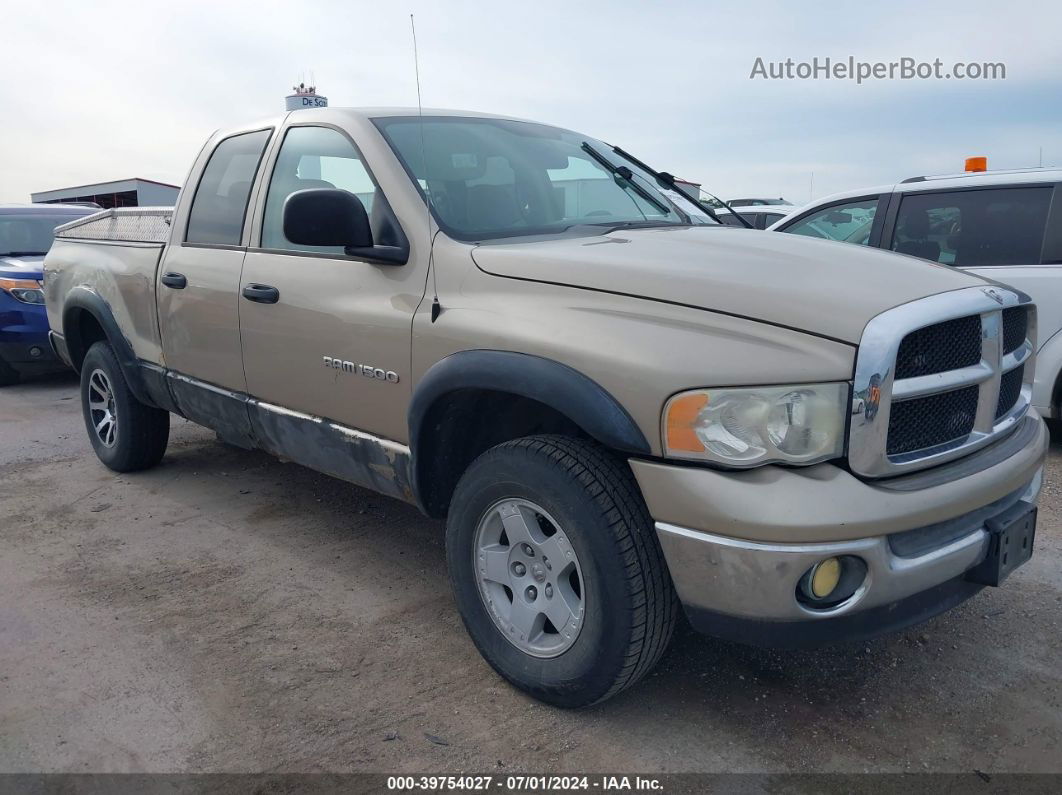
[580,142,671,216]
[581,220,678,234]
[2,251,47,257]
[609,145,755,230]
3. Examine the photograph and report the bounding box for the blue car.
[0,204,97,385]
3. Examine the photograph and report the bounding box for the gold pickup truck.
[44,108,1048,707]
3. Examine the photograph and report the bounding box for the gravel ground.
[1,372,1060,775]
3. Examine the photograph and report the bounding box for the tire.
[0,355,19,386]
[446,435,677,707]
[80,341,170,472]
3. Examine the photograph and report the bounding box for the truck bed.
[45,207,174,369]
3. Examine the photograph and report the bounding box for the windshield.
[375,116,716,241]
[0,213,88,257]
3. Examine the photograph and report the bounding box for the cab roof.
[314,107,541,122]
[214,107,564,141]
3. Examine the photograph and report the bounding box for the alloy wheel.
[88,368,118,448]
[473,498,585,658]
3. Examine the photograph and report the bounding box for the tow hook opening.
[796,556,868,610]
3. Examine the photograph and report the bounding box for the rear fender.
[61,287,159,408]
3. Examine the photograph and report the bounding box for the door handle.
[242,283,280,304]
[160,272,187,289]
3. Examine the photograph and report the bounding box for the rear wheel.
[80,341,170,472]
[446,435,677,707]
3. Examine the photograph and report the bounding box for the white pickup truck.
[44,107,1048,706]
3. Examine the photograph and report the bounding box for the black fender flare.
[61,287,156,407]
[408,350,651,509]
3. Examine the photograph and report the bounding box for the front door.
[238,124,424,443]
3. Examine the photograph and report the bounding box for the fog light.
[797,556,867,609]
[810,558,841,598]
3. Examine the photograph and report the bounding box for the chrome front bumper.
[636,412,1048,646]
[656,468,1041,626]
[654,458,1045,649]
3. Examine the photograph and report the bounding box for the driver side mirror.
[282,189,409,265]
[283,188,373,248]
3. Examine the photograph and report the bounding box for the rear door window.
[783,198,879,245]
[186,130,272,245]
[890,186,1052,266]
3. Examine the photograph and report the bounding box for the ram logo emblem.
[323,356,399,383]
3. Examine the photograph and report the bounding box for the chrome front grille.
[996,364,1025,419]
[886,384,979,456]
[849,286,1035,477]
[1001,306,1028,355]
[894,314,981,379]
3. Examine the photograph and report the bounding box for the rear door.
[881,183,1058,350]
[157,127,273,391]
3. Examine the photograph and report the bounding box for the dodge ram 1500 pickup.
[44,108,1048,707]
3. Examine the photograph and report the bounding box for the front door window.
[261,126,379,254]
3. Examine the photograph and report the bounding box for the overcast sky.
[5,0,1061,205]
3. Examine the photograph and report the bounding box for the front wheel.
[446,435,677,707]
[80,341,170,472]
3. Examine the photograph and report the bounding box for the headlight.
[663,382,849,467]
[0,277,45,305]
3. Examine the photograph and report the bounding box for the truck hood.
[0,254,45,281]
[471,226,987,344]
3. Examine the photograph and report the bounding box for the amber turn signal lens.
[665,392,708,452]
[0,277,43,291]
